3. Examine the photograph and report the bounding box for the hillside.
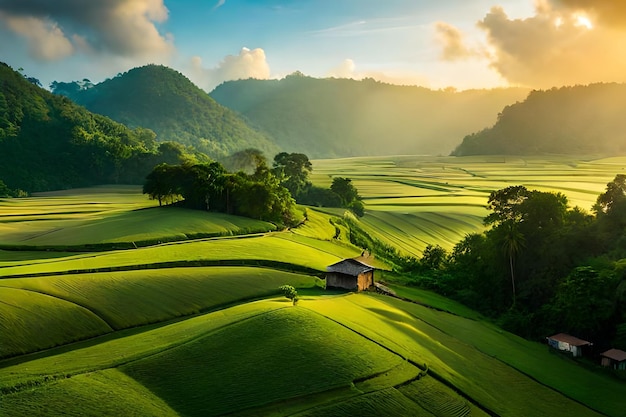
[209,73,528,158]
[0,63,203,193]
[452,83,626,156]
[57,65,279,159]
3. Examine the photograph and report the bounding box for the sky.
[0,0,625,92]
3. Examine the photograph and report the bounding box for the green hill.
[58,65,280,159]
[0,63,204,193]
[452,83,626,156]
[209,73,527,158]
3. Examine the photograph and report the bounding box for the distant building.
[326,258,374,291]
[600,349,626,370]
[546,333,592,357]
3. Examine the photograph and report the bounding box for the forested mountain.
[56,65,279,159]
[210,73,528,158]
[452,83,626,156]
[0,62,205,193]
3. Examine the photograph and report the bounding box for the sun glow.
[575,15,593,29]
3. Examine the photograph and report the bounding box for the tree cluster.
[271,152,364,216]
[452,83,626,156]
[143,159,298,226]
[0,62,206,193]
[143,151,365,225]
[403,176,626,350]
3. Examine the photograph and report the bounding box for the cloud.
[1,14,74,61]
[213,0,226,10]
[475,3,626,88]
[328,59,357,79]
[187,47,271,91]
[0,0,173,61]
[549,0,626,26]
[326,59,430,87]
[434,22,475,61]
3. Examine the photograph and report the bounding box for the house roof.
[326,258,374,276]
[601,349,626,362]
[547,333,592,346]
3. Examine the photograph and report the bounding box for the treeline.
[143,150,363,225]
[452,83,626,156]
[0,62,206,192]
[400,177,626,351]
[210,73,527,158]
[53,65,279,159]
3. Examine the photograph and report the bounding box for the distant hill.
[209,73,528,158]
[452,83,626,156]
[0,62,203,193]
[56,65,279,159]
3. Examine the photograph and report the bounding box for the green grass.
[305,294,612,417]
[0,369,178,417]
[0,287,112,358]
[0,267,319,357]
[0,301,285,391]
[121,307,406,416]
[0,234,358,277]
[1,295,622,416]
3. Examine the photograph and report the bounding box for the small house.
[326,258,374,291]
[546,333,592,357]
[600,349,626,370]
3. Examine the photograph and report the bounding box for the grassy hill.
[58,65,280,159]
[452,83,626,156]
[210,74,528,158]
[1,173,625,416]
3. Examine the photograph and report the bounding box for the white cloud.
[1,14,74,61]
[0,0,174,61]
[187,47,271,91]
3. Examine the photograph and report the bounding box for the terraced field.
[311,155,626,254]
[2,159,626,416]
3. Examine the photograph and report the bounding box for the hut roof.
[326,259,374,276]
[601,349,626,362]
[547,333,592,346]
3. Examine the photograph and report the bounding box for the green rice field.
[2,156,626,416]
[311,155,626,254]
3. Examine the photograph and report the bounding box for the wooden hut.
[326,259,374,291]
[600,349,626,370]
[546,333,592,357]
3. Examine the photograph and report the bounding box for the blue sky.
[0,0,624,91]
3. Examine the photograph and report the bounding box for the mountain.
[452,83,626,156]
[209,73,528,158]
[0,62,204,193]
[56,65,279,159]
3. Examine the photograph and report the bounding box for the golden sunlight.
[575,15,593,30]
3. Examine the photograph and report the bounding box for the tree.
[421,244,448,270]
[548,266,616,339]
[273,152,312,198]
[143,163,183,206]
[594,174,626,215]
[279,285,299,305]
[484,185,529,226]
[500,221,525,306]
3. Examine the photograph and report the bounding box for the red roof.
[547,333,592,346]
[601,349,626,362]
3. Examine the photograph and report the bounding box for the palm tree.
[501,221,525,306]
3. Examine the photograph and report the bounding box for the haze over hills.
[54,65,279,159]
[452,83,626,156]
[210,73,529,158]
[0,63,204,193]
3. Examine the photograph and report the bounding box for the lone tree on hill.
[279,285,299,305]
